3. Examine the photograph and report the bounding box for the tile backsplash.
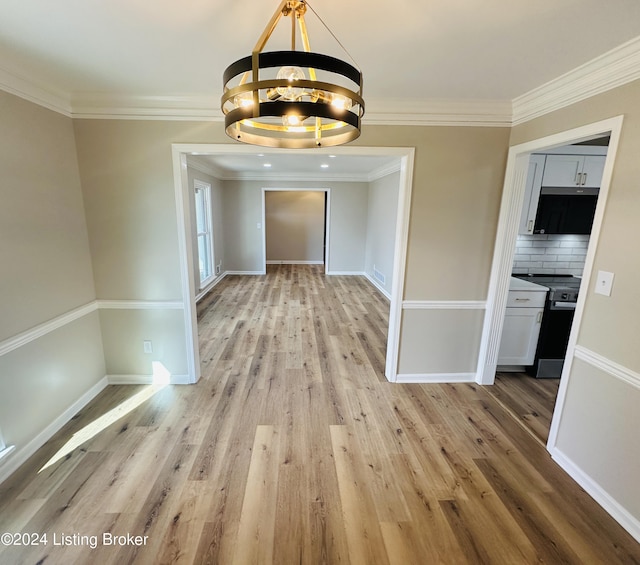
[513,234,589,276]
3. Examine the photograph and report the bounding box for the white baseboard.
[0,376,109,484]
[266,260,324,265]
[107,374,191,385]
[395,372,476,383]
[550,446,640,543]
[496,365,526,373]
[325,270,366,276]
[224,271,265,276]
[363,272,391,300]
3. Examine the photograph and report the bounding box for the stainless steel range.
[514,274,581,378]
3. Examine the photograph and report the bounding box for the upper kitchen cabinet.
[518,145,607,236]
[519,155,546,235]
[541,154,606,188]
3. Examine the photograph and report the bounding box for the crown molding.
[186,157,227,180]
[512,35,640,125]
[362,98,513,127]
[0,67,71,116]
[367,160,402,182]
[4,34,640,127]
[70,93,222,120]
[70,93,514,126]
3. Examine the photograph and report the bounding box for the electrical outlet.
[143,340,153,354]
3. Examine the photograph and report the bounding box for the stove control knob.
[561,293,569,300]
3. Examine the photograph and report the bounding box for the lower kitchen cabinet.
[497,279,547,366]
[498,306,543,365]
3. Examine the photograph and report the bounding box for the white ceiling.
[189,152,401,182]
[2,0,640,115]
[2,1,640,178]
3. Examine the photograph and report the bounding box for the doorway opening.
[171,145,416,384]
[262,188,329,273]
[477,115,624,450]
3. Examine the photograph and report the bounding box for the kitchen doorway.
[477,115,624,451]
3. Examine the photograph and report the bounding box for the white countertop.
[509,276,549,292]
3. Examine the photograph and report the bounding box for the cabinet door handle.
[575,172,581,185]
[581,173,587,185]
[515,298,530,302]
[527,220,534,232]
[537,311,543,323]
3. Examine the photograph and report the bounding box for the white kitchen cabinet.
[519,154,546,235]
[497,278,547,366]
[541,154,605,188]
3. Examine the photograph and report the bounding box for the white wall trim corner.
[549,447,640,544]
[396,373,476,384]
[364,273,391,300]
[0,301,99,357]
[172,146,201,384]
[573,345,640,391]
[386,148,416,383]
[0,376,109,485]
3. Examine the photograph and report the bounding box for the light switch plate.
[594,270,614,296]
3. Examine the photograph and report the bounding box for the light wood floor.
[1,265,639,564]
[487,373,561,446]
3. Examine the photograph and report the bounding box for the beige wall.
[0,91,105,469]
[69,120,509,379]
[357,126,510,301]
[73,120,229,377]
[265,191,325,263]
[0,314,105,449]
[221,179,369,273]
[0,92,96,338]
[398,309,484,375]
[510,78,640,534]
[364,171,400,295]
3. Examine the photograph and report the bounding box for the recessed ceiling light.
[321,164,329,168]
[329,155,336,158]
[263,163,272,168]
[257,153,265,157]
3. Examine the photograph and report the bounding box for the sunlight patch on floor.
[38,363,173,473]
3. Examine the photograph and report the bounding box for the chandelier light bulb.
[330,93,353,111]
[276,66,306,100]
[233,91,254,109]
[283,114,303,126]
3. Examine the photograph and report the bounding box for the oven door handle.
[550,301,577,310]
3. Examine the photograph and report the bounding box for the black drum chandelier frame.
[221,0,364,149]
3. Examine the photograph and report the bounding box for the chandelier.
[221,0,364,149]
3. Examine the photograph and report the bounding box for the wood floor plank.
[1,265,639,564]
